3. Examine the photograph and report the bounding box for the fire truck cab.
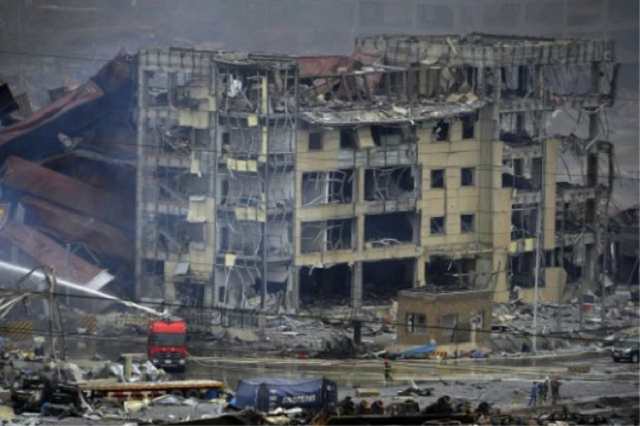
[148,319,188,371]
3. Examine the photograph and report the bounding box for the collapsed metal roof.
[0,52,134,163]
[298,96,486,126]
[1,156,133,232]
[0,220,113,290]
[355,32,617,67]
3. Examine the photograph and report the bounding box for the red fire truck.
[148,318,188,371]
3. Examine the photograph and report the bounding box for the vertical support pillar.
[203,279,213,308]
[353,320,362,345]
[214,268,224,307]
[163,262,176,305]
[601,144,614,323]
[134,67,148,301]
[471,325,477,346]
[415,256,426,287]
[209,62,219,312]
[260,75,269,311]
[585,61,603,294]
[164,279,176,305]
[289,266,300,312]
[356,167,366,252]
[491,67,501,140]
[585,149,598,291]
[532,63,547,354]
[351,261,363,310]
[123,354,133,382]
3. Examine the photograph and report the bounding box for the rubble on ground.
[487,297,639,356]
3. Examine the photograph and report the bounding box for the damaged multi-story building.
[134,33,617,316]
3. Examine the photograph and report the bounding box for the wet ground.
[7,335,638,425]
[61,334,640,390]
[60,334,640,409]
[184,353,639,391]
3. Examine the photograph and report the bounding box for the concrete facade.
[134,34,617,315]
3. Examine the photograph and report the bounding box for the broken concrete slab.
[226,328,259,343]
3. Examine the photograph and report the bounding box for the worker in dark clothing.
[33,337,45,359]
[528,381,539,406]
[383,359,393,385]
[538,379,548,404]
[475,401,492,416]
[550,377,561,404]
[370,400,385,415]
[338,396,355,416]
[423,396,454,415]
[356,399,371,415]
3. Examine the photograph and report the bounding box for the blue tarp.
[397,343,437,358]
[235,378,337,412]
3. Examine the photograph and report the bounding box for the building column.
[584,61,604,293]
[288,266,300,312]
[163,261,177,305]
[351,261,363,310]
[414,256,426,288]
[164,280,176,305]
[356,167,365,252]
[203,277,214,308]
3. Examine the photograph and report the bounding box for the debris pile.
[489,298,639,355]
[0,355,230,424]
[203,315,359,359]
[0,346,636,426]
[0,53,136,309]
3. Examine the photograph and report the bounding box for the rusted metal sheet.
[1,156,133,231]
[21,196,134,261]
[0,52,134,162]
[297,55,383,102]
[352,46,384,66]
[0,221,113,290]
[297,56,359,77]
[0,81,104,160]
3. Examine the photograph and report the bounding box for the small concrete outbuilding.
[396,287,493,349]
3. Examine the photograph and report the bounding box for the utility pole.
[600,203,609,324]
[260,74,269,311]
[259,74,269,341]
[45,267,66,362]
[600,144,614,324]
[557,202,565,333]
[532,200,542,353]
[532,63,546,353]
[586,61,603,322]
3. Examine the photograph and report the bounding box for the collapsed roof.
[0,53,136,292]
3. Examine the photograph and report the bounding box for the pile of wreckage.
[0,52,136,304]
[1,348,626,426]
[0,351,230,424]
[490,296,640,355]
